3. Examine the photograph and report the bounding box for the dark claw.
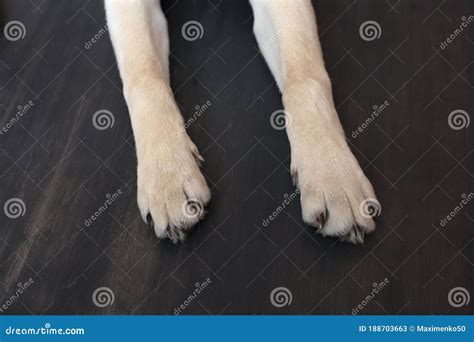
[314,209,327,232]
[166,226,186,244]
[194,156,203,168]
[341,225,365,244]
[146,213,154,229]
[291,169,298,187]
[353,225,364,244]
[342,226,365,245]
[322,208,328,222]
[313,209,328,231]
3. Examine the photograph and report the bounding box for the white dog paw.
[136,141,210,243]
[292,143,380,244]
[282,80,380,244]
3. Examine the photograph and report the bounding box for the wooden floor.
[0,0,472,315]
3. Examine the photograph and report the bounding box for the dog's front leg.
[250,0,379,243]
[106,0,210,242]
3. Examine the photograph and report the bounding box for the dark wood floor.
[0,0,472,315]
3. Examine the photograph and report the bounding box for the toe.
[167,225,187,243]
[166,190,190,227]
[312,208,327,231]
[148,200,168,238]
[181,197,205,225]
[184,174,211,205]
[301,189,326,227]
[137,186,150,223]
[341,225,365,244]
[319,192,354,237]
[353,195,380,234]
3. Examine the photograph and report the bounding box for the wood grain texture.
[0,0,472,315]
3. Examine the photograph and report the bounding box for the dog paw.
[136,140,210,243]
[292,142,380,244]
[282,79,380,244]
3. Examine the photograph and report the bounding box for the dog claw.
[313,209,327,231]
[291,169,298,187]
[166,225,188,243]
[146,213,154,229]
[190,144,205,166]
[340,225,365,244]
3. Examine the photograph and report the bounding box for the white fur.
[106,0,378,243]
[250,0,378,243]
[105,0,210,242]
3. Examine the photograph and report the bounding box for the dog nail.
[314,210,326,231]
[146,213,154,229]
[291,170,298,186]
[353,226,364,243]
